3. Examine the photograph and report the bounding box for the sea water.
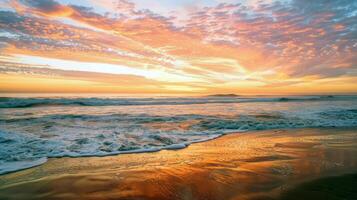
[1,95,357,174]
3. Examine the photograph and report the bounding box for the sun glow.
[0,0,356,95]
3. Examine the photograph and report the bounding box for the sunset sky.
[0,0,356,95]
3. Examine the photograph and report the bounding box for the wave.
[0,95,356,108]
[1,106,357,174]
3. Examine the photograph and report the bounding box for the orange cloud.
[1,0,356,94]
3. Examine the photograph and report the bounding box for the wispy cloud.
[0,0,356,94]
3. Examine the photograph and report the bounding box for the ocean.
[1,94,357,174]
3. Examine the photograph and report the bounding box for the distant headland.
[207,94,240,97]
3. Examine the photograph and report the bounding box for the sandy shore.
[1,128,357,200]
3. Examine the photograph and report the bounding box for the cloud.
[1,0,356,94]
[178,0,357,76]
[0,61,159,85]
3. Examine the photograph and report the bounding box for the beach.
[1,0,357,198]
[1,128,357,200]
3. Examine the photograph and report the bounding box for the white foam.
[0,158,47,175]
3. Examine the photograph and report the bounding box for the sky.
[0,0,356,95]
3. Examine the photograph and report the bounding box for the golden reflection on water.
[0,128,357,200]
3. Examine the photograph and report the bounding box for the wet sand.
[1,128,357,200]
[279,173,357,200]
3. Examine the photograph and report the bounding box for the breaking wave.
[0,95,357,174]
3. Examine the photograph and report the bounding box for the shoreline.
[0,132,226,175]
[2,126,356,176]
[1,128,357,200]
